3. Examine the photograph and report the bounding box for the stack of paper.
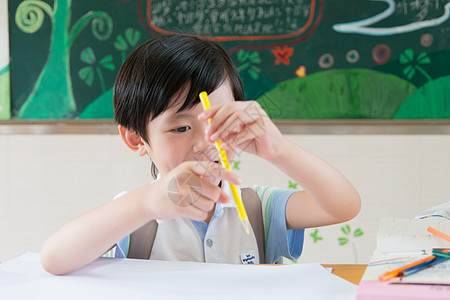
[0,253,357,300]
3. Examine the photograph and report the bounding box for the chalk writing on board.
[333,0,450,36]
[146,0,318,41]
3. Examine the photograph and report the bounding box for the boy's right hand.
[147,161,241,221]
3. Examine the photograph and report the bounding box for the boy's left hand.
[198,101,284,162]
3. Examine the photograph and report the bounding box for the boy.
[41,34,360,275]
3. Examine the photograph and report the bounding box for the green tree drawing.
[114,28,141,64]
[236,50,262,80]
[338,224,364,263]
[78,47,115,93]
[232,160,241,170]
[15,0,112,118]
[400,49,432,82]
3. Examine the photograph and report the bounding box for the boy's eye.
[173,126,191,133]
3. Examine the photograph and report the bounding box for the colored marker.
[399,256,447,277]
[199,91,250,235]
[432,249,450,259]
[379,255,436,281]
[428,226,450,243]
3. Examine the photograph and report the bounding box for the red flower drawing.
[271,45,294,66]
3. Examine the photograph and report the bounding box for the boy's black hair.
[113,34,245,144]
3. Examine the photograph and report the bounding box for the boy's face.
[145,81,235,178]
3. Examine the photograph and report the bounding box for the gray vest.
[127,187,265,263]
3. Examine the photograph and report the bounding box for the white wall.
[1,132,449,264]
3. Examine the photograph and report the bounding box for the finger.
[209,113,249,142]
[189,161,241,186]
[220,120,264,152]
[190,194,216,212]
[203,103,242,141]
[209,102,265,142]
[195,178,230,204]
[227,119,265,145]
[179,205,208,221]
[198,105,222,121]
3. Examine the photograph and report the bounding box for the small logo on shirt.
[240,252,257,264]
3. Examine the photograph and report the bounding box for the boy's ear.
[118,125,148,156]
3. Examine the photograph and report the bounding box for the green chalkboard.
[7,0,450,120]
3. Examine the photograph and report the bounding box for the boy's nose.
[192,134,216,161]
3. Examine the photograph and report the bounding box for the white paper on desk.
[0,253,357,300]
[376,218,450,253]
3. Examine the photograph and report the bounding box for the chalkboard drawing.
[400,49,432,82]
[372,44,391,65]
[310,229,323,243]
[255,92,283,119]
[114,28,142,64]
[345,50,360,64]
[0,65,10,120]
[420,33,434,47]
[15,0,112,119]
[271,45,294,66]
[295,65,306,78]
[257,69,417,119]
[318,53,334,69]
[333,0,450,36]
[78,47,115,93]
[394,75,450,118]
[338,224,364,264]
[236,50,261,80]
[144,0,320,41]
[79,28,142,119]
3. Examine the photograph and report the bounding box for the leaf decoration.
[400,49,414,64]
[99,55,115,71]
[114,35,128,51]
[341,225,351,235]
[417,52,431,64]
[354,228,364,237]
[338,237,349,246]
[310,229,323,243]
[78,66,94,86]
[125,28,141,46]
[80,47,96,64]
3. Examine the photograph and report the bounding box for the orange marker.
[428,226,450,243]
[379,255,436,281]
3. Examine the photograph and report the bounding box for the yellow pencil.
[199,91,250,235]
